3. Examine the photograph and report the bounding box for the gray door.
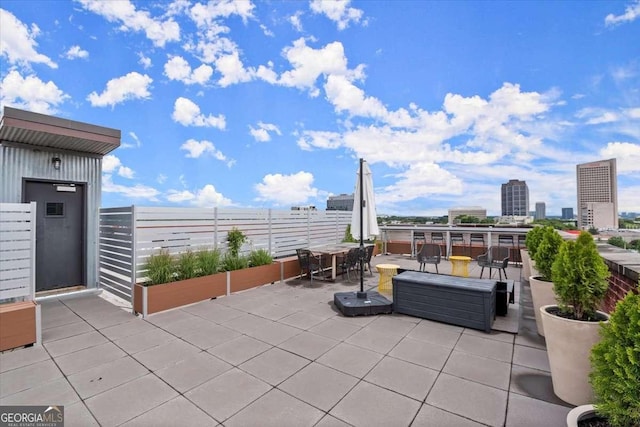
[24,181,85,291]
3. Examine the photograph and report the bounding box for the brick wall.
[601,265,639,313]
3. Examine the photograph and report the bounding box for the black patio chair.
[477,246,510,280]
[364,244,375,276]
[412,231,426,257]
[337,247,361,282]
[417,243,441,273]
[296,248,325,283]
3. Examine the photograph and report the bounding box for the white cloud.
[260,24,274,37]
[599,142,640,174]
[605,0,640,27]
[249,122,282,142]
[376,162,464,205]
[129,132,141,147]
[102,154,121,173]
[118,166,135,179]
[156,173,167,184]
[296,130,343,151]
[65,45,88,59]
[87,72,153,107]
[254,171,319,205]
[137,52,152,69]
[164,55,213,85]
[299,82,558,177]
[120,131,142,149]
[172,97,226,128]
[0,9,57,68]
[189,0,255,27]
[103,154,135,178]
[611,63,638,83]
[167,184,233,207]
[102,174,160,201]
[166,189,194,203]
[277,38,363,95]
[309,0,364,30]
[289,12,304,32]
[0,70,69,114]
[179,139,233,167]
[76,0,180,47]
[216,51,254,87]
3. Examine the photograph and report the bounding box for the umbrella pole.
[358,158,366,296]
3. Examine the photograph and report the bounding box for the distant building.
[562,208,574,220]
[291,205,316,211]
[448,207,487,224]
[327,193,354,211]
[496,215,533,225]
[501,179,529,216]
[535,202,546,220]
[577,159,618,229]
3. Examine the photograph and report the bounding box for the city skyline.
[1,1,639,215]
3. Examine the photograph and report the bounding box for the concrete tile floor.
[0,254,573,426]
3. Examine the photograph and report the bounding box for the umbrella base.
[333,291,393,317]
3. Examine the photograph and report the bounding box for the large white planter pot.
[520,249,531,280]
[541,305,609,406]
[529,276,556,336]
[566,404,597,427]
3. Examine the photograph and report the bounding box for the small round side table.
[449,256,472,277]
[376,263,400,293]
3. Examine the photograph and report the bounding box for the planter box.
[134,263,283,317]
[134,273,227,316]
[0,301,40,351]
[278,256,302,280]
[230,263,280,293]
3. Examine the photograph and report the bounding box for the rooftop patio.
[0,255,573,426]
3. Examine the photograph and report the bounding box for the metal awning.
[0,107,120,156]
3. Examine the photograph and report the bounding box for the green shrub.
[222,252,249,271]
[226,228,246,258]
[551,232,610,320]
[342,225,357,243]
[248,249,273,267]
[532,226,564,281]
[176,250,198,280]
[145,250,174,285]
[196,248,221,276]
[590,292,640,427]
[525,226,545,259]
[608,236,627,249]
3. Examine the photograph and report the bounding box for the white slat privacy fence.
[99,206,352,302]
[0,202,36,302]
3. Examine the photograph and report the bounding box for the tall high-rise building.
[326,193,354,211]
[535,202,546,220]
[561,208,574,220]
[577,158,618,229]
[501,179,529,216]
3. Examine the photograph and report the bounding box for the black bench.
[393,271,508,332]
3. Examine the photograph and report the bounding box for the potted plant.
[523,226,544,279]
[566,291,640,427]
[541,231,610,406]
[530,226,563,336]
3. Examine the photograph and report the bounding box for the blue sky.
[1,0,639,216]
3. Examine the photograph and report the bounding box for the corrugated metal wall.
[0,145,102,288]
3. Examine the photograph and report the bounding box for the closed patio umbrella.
[333,158,392,315]
[351,158,379,293]
[350,159,379,242]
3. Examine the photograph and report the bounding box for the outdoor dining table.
[307,243,373,281]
